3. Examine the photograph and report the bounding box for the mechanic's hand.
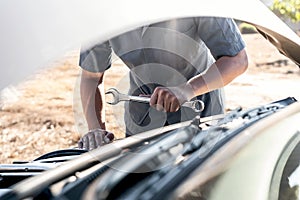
[150,83,195,112]
[78,129,114,151]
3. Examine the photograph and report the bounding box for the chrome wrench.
[105,88,204,112]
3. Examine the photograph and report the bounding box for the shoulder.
[195,17,245,59]
[194,17,236,30]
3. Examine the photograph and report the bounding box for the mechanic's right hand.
[78,128,114,151]
[150,83,195,112]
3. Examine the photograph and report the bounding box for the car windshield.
[1,1,300,199]
[0,16,300,163]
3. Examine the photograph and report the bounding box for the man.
[78,17,248,150]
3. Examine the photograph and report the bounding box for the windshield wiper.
[1,98,296,200]
[83,117,201,200]
[0,119,194,200]
[116,97,297,200]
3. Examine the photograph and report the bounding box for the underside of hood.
[0,0,299,90]
[254,25,300,67]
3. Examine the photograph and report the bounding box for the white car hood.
[1,0,299,90]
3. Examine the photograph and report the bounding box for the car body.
[0,0,300,199]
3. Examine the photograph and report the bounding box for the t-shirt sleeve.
[79,41,112,73]
[196,17,246,60]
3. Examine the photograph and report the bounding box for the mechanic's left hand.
[78,128,114,151]
[149,83,195,112]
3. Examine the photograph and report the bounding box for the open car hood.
[1,0,300,90]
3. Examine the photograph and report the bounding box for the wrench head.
[105,88,120,105]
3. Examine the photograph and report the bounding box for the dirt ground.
[1,33,300,164]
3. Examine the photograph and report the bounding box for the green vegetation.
[239,22,257,34]
[271,0,300,22]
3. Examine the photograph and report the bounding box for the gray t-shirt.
[80,17,245,135]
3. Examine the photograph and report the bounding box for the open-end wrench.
[105,88,204,112]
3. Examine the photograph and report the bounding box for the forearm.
[149,50,248,112]
[188,49,248,97]
[80,71,106,130]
